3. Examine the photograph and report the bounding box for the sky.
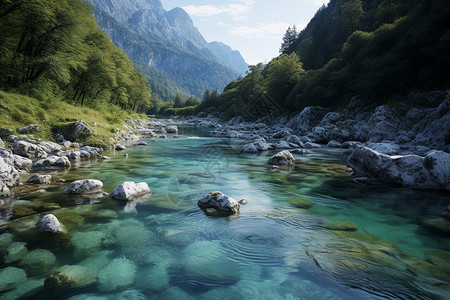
[162,0,328,65]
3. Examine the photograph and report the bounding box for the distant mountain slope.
[209,41,248,75]
[89,0,247,100]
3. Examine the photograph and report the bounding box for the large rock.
[110,181,151,201]
[63,120,92,142]
[412,97,450,150]
[27,174,52,185]
[165,125,178,133]
[197,191,240,216]
[241,143,258,153]
[0,156,18,196]
[268,150,296,166]
[44,265,96,295]
[354,105,400,142]
[0,267,27,292]
[32,156,71,170]
[63,179,103,195]
[18,124,39,134]
[36,214,65,233]
[347,146,450,190]
[286,106,328,133]
[13,140,45,158]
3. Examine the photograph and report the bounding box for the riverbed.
[1,128,449,299]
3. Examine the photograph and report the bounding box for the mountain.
[208,41,249,75]
[88,0,247,100]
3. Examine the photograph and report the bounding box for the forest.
[198,0,450,118]
[0,0,156,114]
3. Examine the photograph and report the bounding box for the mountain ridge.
[88,0,247,100]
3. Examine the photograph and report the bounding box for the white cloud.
[182,1,255,20]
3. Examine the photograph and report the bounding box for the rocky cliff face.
[88,0,247,100]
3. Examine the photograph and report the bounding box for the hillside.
[0,0,153,144]
[198,0,450,118]
[89,0,247,101]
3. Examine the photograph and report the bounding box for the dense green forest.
[0,0,156,114]
[198,0,450,118]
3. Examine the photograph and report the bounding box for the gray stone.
[36,214,65,233]
[197,191,240,216]
[27,174,52,185]
[347,146,450,190]
[165,125,178,133]
[115,145,126,151]
[327,140,343,148]
[63,179,103,195]
[268,150,296,166]
[287,106,328,133]
[110,181,151,201]
[242,143,258,153]
[304,142,321,149]
[320,112,342,126]
[18,124,39,134]
[63,120,92,142]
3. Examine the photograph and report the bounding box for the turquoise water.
[1,128,449,299]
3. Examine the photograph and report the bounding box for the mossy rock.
[12,206,37,218]
[19,249,57,276]
[288,197,314,209]
[425,250,450,275]
[421,218,450,235]
[52,209,84,230]
[321,220,357,231]
[44,265,96,296]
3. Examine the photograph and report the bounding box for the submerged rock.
[36,214,65,233]
[347,146,450,190]
[268,150,296,166]
[1,242,28,264]
[27,174,52,185]
[197,191,240,216]
[183,240,240,282]
[44,265,96,295]
[98,258,136,292]
[63,179,103,195]
[110,181,151,201]
[0,267,27,292]
[19,249,56,276]
[288,197,314,209]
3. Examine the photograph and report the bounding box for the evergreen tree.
[280,25,299,54]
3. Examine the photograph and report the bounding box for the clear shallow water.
[1,128,449,299]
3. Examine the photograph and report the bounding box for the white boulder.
[36,214,65,233]
[110,181,151,201]
[268,150,296,166]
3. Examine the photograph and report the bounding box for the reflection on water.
[0,128,449,299]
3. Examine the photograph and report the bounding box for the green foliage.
[0,90,143,143]
[0,0,155,113]
[196,0,450,118]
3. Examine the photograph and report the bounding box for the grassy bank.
[0,90,145,148]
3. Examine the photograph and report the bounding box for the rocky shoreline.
[1,90,449,201]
